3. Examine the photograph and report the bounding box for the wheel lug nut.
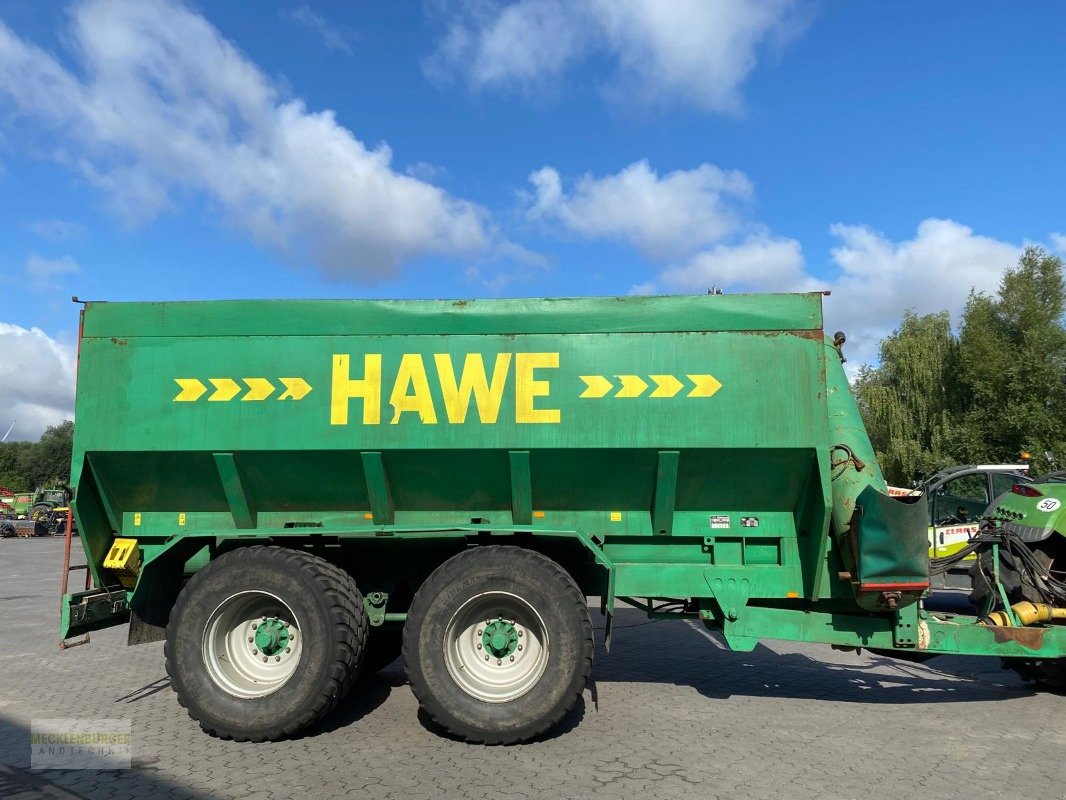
[285,647,291,653]
[510,656,515,662]
[518,631,523,637]
[275,656,281,662]
[518,645,523,651]
[262,656,268,662]
[251,624,257,630]
[252,649,258,655]
[497,659,502,666]
[485,655,490,661]
[477,630,482,636]
[477,644,482,650]
[248,637,254,643]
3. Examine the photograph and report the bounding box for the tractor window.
[933,474,989,526]
[991,473,1021,498]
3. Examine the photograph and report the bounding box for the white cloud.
[0,0,497,280]
[525,160,753,260]
[628,281,656,296]
[28,219,85,241]
[0,323,76,441]
[811,219,1021,365]
[426,0,804,111]
[406,161,449,182]
[25,254,80,291]
[660,235,804,292]
[1051,232,1066,255]
[284,5,355,54]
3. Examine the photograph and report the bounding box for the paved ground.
[1,538,1063,800]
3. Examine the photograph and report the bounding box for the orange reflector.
[786,591,799,598]
[533,511,545,518]
[363,512,373,520]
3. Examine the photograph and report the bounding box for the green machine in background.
[60,292,1066,743]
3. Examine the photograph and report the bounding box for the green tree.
[0,440,34,490]
[855,310,960,484]
[956,246,1066,472]
[18,420,74,488]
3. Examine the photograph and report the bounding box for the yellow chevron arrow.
[616,375,649,398]
[278,377,313,400]
[208,378,241,402]
[242,377,275,401]
[174,378,207,402]
[579,375,613,399]
[650,374,684,398]
[688,374,723,398]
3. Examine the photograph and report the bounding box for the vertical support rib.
[361,451,395,525]
[213,452,256,529]
[83,454,120,533]
[652,450,680,536]
[509,450,533,525]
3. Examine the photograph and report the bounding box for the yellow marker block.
[133,513,141,527]
[178,513,186,526]
[533,511,546,519]
[103,538,140,570]
[103,538,141,589]
[363,512,374,520]
[610,512,622,522]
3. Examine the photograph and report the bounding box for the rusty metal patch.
[988,625,1047,650]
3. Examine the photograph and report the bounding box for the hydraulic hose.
[981,601,1066,627]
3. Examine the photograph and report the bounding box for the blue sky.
[0,0,1064,439]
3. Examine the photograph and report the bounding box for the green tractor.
[955,474,1066,687]
[11,487,71,523]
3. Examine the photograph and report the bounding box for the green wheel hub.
[481,618,519,658]
[254,618,292,657]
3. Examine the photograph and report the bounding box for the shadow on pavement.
[589,605,1034,706]
[414,694,586,744]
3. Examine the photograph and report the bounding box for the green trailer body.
[61,292,1066,741]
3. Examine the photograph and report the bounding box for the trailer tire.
[404,545,593,744]
[165,546,367,742]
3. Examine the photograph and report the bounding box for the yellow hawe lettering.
[331,354,382,425]
[434,353,512,424]
[390,354,438,424]
[515,352,560,424]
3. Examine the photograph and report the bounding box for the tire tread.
[164,545,367,742]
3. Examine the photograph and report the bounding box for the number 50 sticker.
[1037,498,1062,512]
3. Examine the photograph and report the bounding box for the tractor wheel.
[970,544,1066,690]
[29,503,52,521]
[0,523,13,538]
[165,546,368,741]
[404,545,593,744]
[360,625,404,676]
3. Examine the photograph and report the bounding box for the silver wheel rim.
[202,591,303,699]
[443,591,549,703]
